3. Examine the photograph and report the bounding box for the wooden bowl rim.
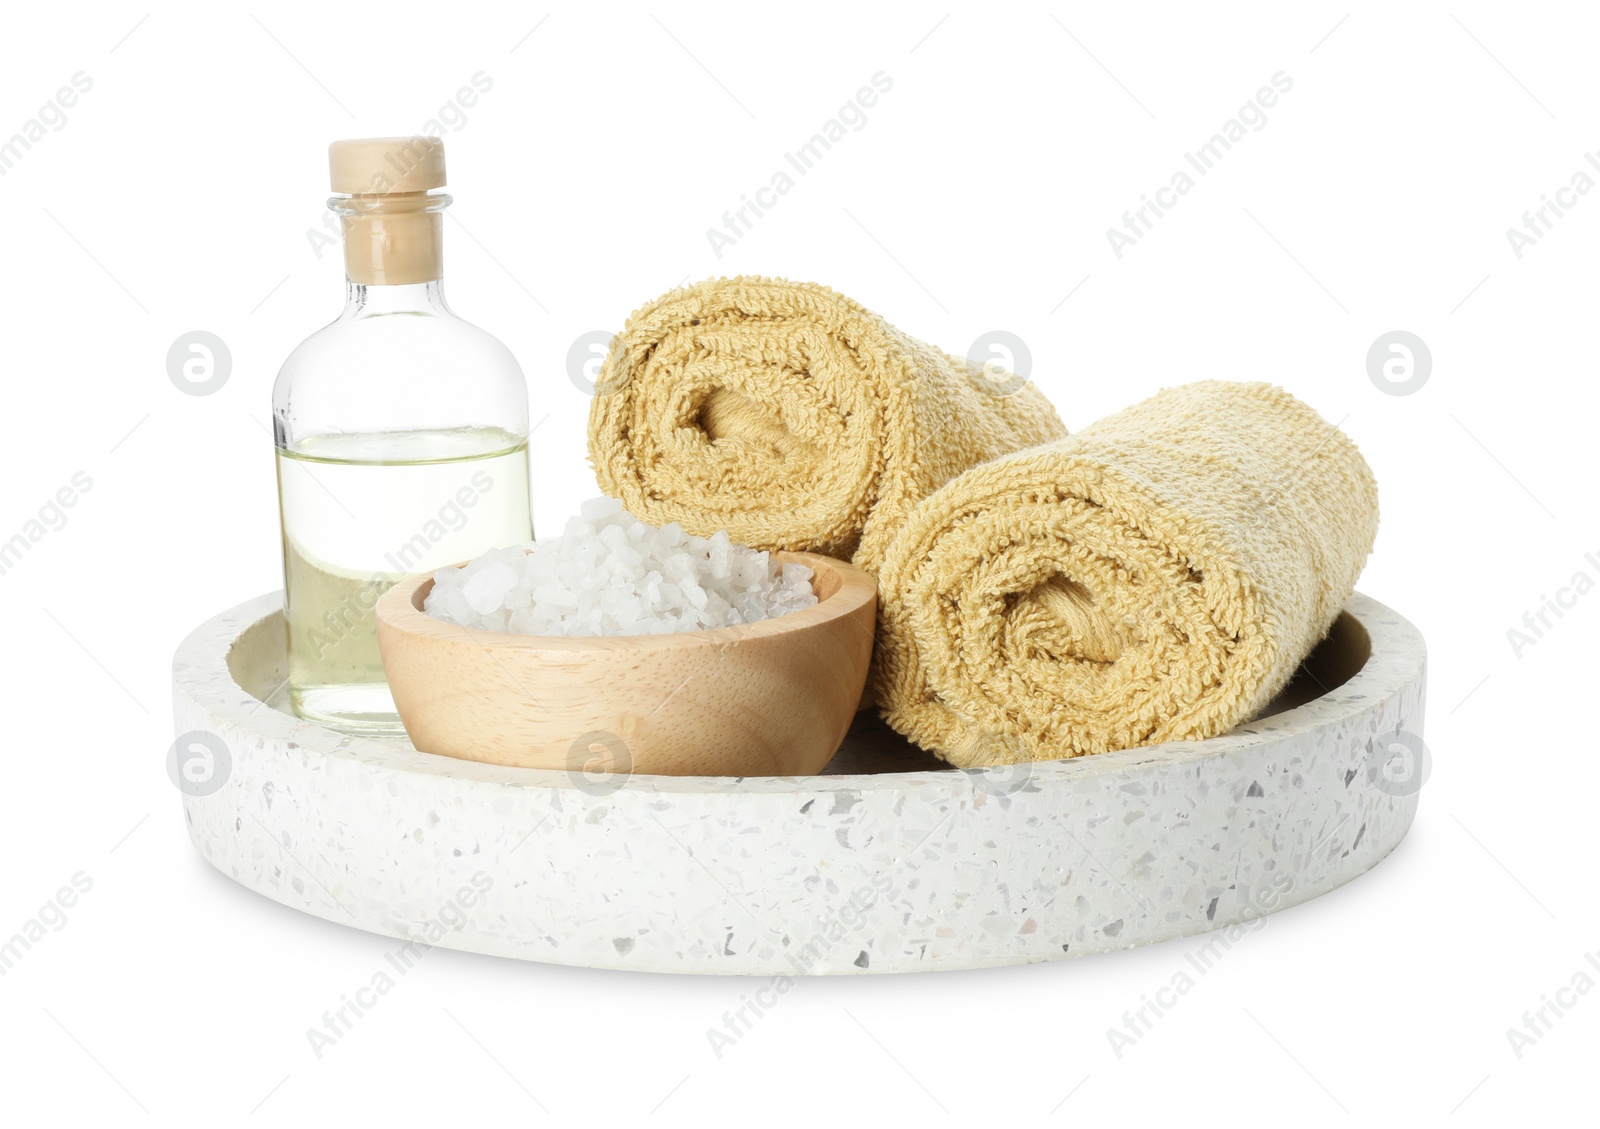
[376,549,876,653]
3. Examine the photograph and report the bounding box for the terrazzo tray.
[171,591,1425,975]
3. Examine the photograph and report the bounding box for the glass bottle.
[272,136,533,735]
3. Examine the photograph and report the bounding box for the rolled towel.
[874,381,1379,765]
[587,276,1068,569]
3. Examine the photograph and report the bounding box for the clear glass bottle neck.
[342,279,451,317]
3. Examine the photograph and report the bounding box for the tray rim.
[173,589,1425,796]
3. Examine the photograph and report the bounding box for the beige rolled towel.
[874,381,1379,765]
[587,276,1068,569]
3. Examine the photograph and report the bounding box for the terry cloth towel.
[873,380,1379,765]
[586,276,1068,570]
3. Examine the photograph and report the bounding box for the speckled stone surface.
[171,592,1425,975]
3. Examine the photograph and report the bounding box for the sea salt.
[423,497,818,636]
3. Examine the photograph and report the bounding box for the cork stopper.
[328,136,449,286]
[329,137,447,195]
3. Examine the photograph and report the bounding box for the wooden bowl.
[375,552,876,776]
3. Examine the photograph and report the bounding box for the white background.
[1,1,1594,1124]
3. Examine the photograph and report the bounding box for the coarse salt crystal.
[424,498,819,636]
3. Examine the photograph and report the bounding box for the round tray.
[171,591,1425,975]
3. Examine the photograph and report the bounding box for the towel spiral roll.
[874,381,1380,764]
[587,276,1068,569]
